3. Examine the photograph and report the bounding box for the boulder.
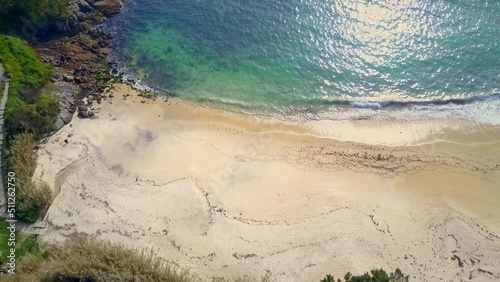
[52,117,66,131]
[61,112,74,124]
[53,0,123,36]
[75,0,94,13]
[78,110,89,118]
[63,75,75,82]
[92,0,123,17]
[78,105,89,112]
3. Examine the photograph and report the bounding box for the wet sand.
[35,84,500,281]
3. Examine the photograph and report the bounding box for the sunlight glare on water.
[108,0,500,118]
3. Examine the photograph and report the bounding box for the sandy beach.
[34,84,500,281]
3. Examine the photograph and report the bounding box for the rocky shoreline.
[32,0,123,131]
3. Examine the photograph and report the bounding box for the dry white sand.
[35,84,500,281]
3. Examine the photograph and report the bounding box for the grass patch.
[0,35,51,95]
[0,219,45,268]
[0,219,10,266]
[0,35,59,140]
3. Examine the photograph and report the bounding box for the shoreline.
[120,76,500,128]
[118,82,500,146]
[34,83,500,281]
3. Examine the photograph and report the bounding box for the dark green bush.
[0,0,70,35]
[321,269,409,282]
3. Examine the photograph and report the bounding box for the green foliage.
[0,0,70,35]
[7,134,53,222]
[321,269,409,282]
[0,219,45,268]
[0,35,59,139]
[15,235,44,260]
[0,35,51,92]
[0,219,10,266]
[321,274,338,282]
[6,91,60,138]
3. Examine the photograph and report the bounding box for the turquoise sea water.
[107,0,500,122]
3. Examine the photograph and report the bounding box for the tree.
[0,0,70,36]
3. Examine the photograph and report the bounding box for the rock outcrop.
[35,0,123,130]
[51,85,76,131]
[61,0,123,36]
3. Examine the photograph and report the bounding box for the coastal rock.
[63,75,75,82]
[75,0,94,13]
[34,0,122,132]
[78,105,89,112]
[92,0,123,17]
[78,111,90,118]
[51,85,76,131]
[58,0,123,36]
[52,118,65,131]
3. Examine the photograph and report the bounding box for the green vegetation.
[0,35,59,140]
[320,269,409,282]
[0,35,58,222]
[0,35,51,91]
[0,219,45,267]
[0,219,10,266]
[0,0,70,35]
[5,133,52,223]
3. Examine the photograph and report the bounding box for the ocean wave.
[349,101,385,109]
[116,71,500,125]
[310,94,500,125]
[326,93,500,109]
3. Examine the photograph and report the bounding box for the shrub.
[0,0,70,36]
[320,269,409,282]
[6,91,59,138]
[8,133,52,222]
